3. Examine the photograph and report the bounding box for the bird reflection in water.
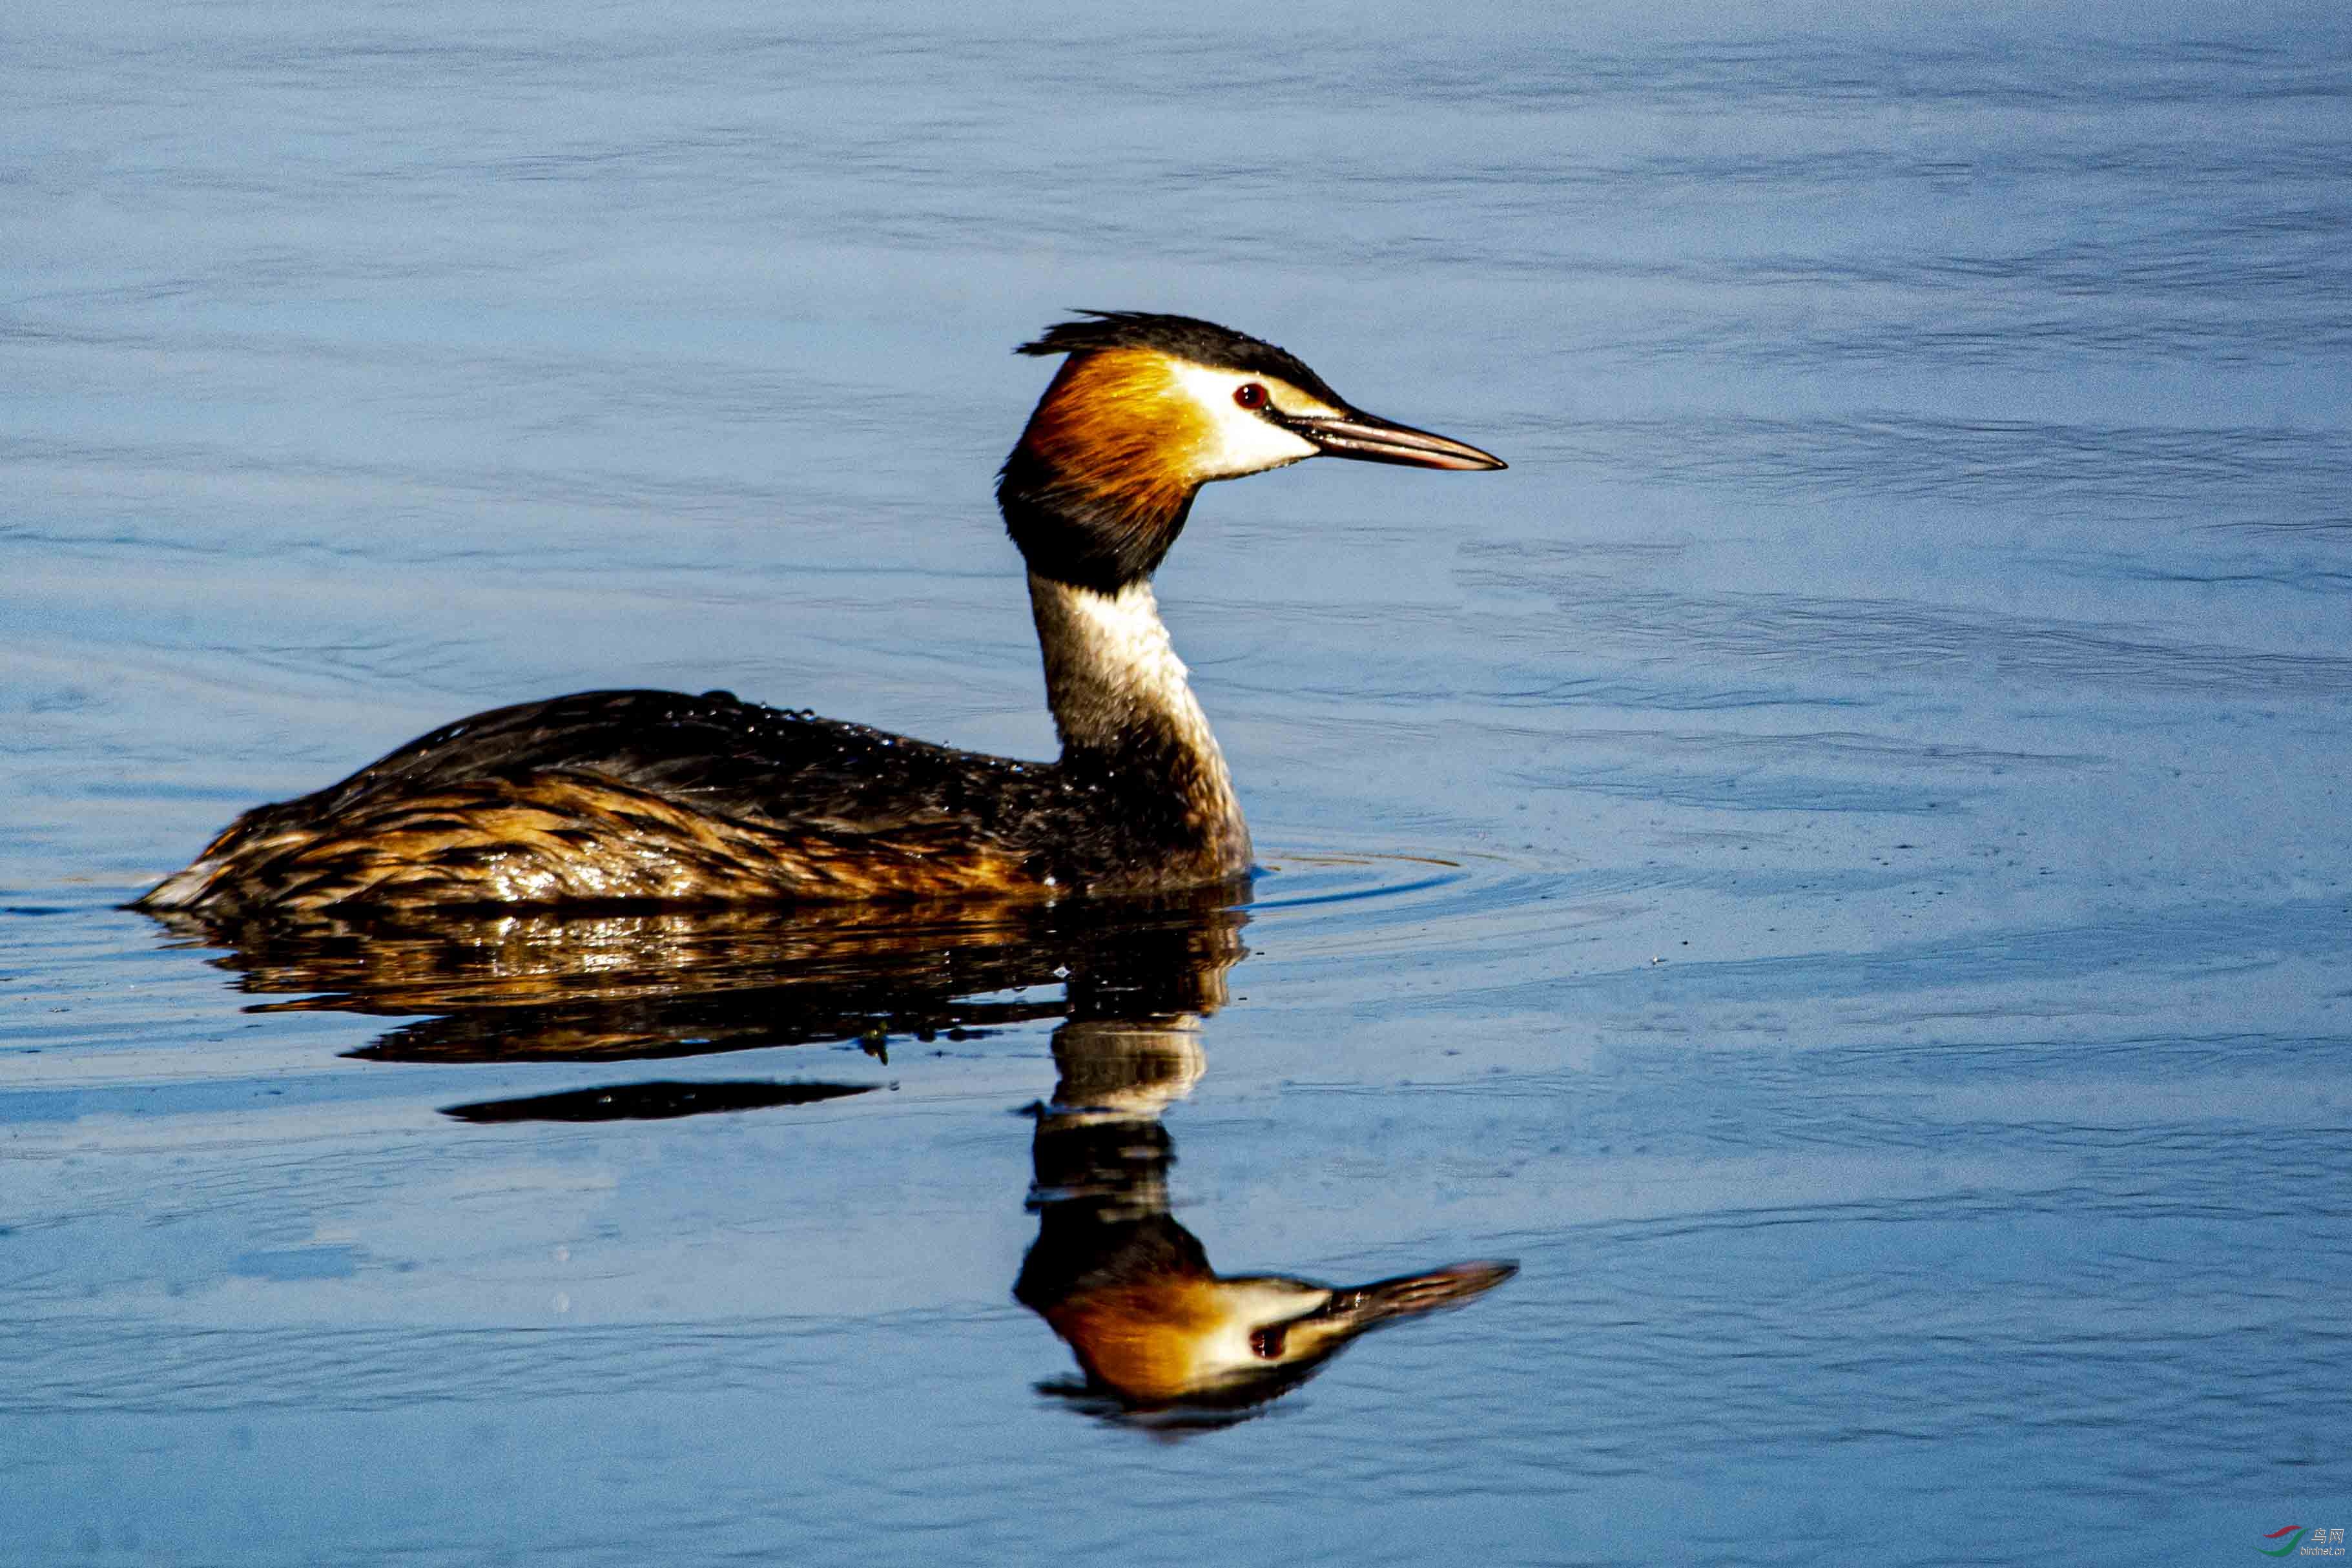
[1020,1012,1515,1425]
[145,886,1514,1418]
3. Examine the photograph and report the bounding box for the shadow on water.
[143,889,1250,1064]
[140,888,1515,1422]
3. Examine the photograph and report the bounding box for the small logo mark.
[2268,1527,2350,1558]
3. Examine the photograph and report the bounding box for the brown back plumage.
[136,689,1239,915]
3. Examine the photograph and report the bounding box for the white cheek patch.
[1197,1281,1336,1376]
[1167,361,1324,479]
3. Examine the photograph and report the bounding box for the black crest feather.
[1016,311,1345,406]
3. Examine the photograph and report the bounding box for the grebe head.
[998,311,1505,593]
[1040,1259,1519,1408]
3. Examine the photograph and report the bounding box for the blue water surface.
[4,2,2348,1563]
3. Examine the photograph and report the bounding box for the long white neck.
[1026,573,1215,754]
[1026,573,1249,869]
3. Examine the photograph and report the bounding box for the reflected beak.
[1321,1259,1519,1327]
[1279,1259,1519,1358]
[1286,408,1507,471]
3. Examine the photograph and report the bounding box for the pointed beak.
[1321,1259,1518,1327]
[1288,409,1507,471]
[1277,1259,1518,1359]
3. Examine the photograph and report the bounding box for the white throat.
[1027,573,1222,759]
[1025,572,1252,881]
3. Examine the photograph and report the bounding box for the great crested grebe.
[136,312,1503,916]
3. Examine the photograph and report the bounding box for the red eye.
[1233,382,1267,410]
